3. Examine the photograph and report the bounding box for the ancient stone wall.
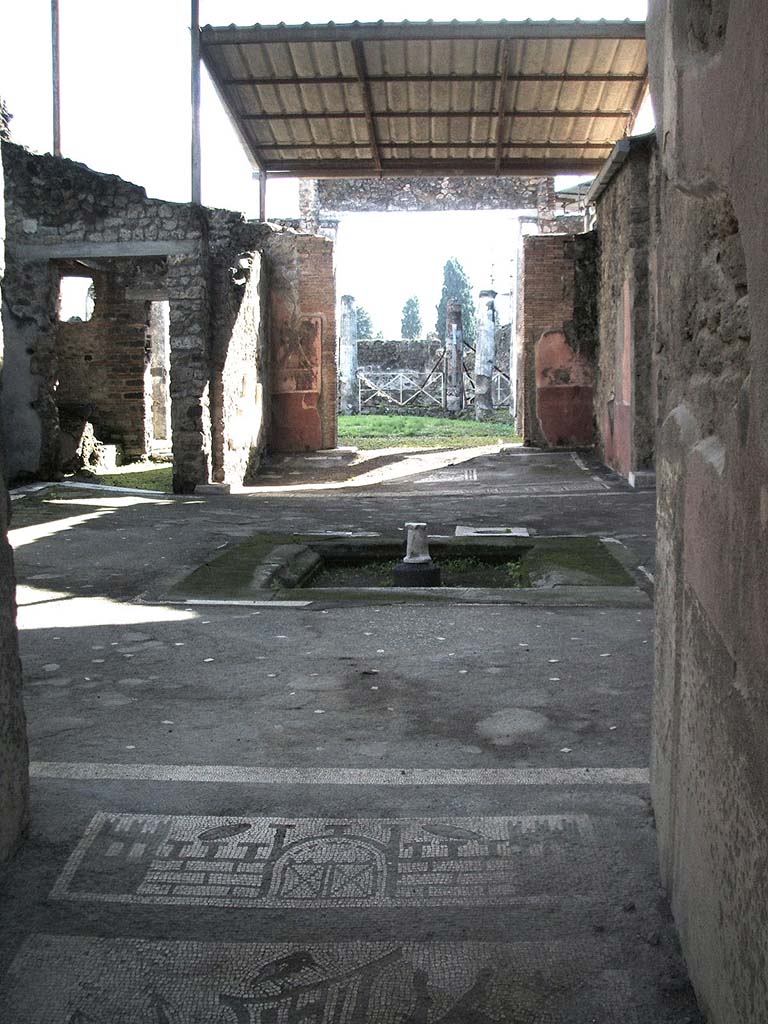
[304,176,547,221]
[647,3,767,1021]
[263,232,337,452]
[0,134,30,862]
[209,246,267,486]
[593,135,655,480]
[0,142,212,490]
[298,234,337,451]
[358,337,443,373]
[2,143,338,488]
[148,300,171,442]
[520,233,597,447]
[0,253,58,480]
[56,263,163,459]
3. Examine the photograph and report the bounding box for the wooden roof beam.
[263,158,607,178]
[253,141,615,151]
[240,109,632,121]
[494,41,511,175]
[222,72,647,87]
[351,40,381,174]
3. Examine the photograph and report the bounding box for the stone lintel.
[10,239,202,262]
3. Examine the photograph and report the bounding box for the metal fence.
[462,371,512,408]
[355,367,510,411]
[358,369,444,410]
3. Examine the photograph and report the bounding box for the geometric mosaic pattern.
[1,935,640,1024]
[52,813,603,909]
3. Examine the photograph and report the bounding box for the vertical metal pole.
[259,171,267,222]
[51,0,61,156]
[190,0,202,205]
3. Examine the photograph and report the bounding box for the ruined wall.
[0,135,30,862]
[358,337,443,373]
[594,136,655,480]
[148,300,170,442]
[520,233,596,447]
[647,2,768,1021]
[1,142,212,491]
[303,176,547,222]
[0,254,58,480]
[2,144,338,484]
[265,232,336,452]
[209,245,267,486]
[56,264,158,459]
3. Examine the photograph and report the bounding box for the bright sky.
[0,0,650,335]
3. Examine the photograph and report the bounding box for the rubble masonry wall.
[0,142,213,490]
[520,233,597,447]
[647,2,767,1020]
[1,143,337,487]
[594,136,655,479]
[0,134,30,862]
[56,264,157,459]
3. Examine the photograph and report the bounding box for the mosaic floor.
[3,935,637,1024]
[53,812,600,909]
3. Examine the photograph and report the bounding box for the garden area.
[337,413,520,450]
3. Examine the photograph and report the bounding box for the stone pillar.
[475,289,497,421]
[536,178,558,233]
[0,139,30,862]
[338,294,358,415]
[298,180,320,235]
[167,249,212,493]
[148,301,171,442]
[445,300,464,415]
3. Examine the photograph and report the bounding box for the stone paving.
[0,449,699,1023]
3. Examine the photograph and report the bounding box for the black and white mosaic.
[52,813,601,909]
[1,934,638,1023]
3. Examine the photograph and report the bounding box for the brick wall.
[2,143,338,487]
[594,135,655,479]
[56,267,152,458]
[1,142,212,490]
[299,234,336,450]
[520,234,596,447]
[266,232,336,453]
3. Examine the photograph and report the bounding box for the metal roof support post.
[259,170,267,222]
[51,0,61,156]
[190,0,202,205]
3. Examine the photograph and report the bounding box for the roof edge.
[201,19,646,45]
[586,131,656,205]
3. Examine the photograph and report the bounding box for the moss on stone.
[521,537,633,587]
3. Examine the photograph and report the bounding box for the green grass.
[89,462,173,492]
[338,414,521,450]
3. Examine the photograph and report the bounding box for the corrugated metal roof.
[200,20,647,178]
